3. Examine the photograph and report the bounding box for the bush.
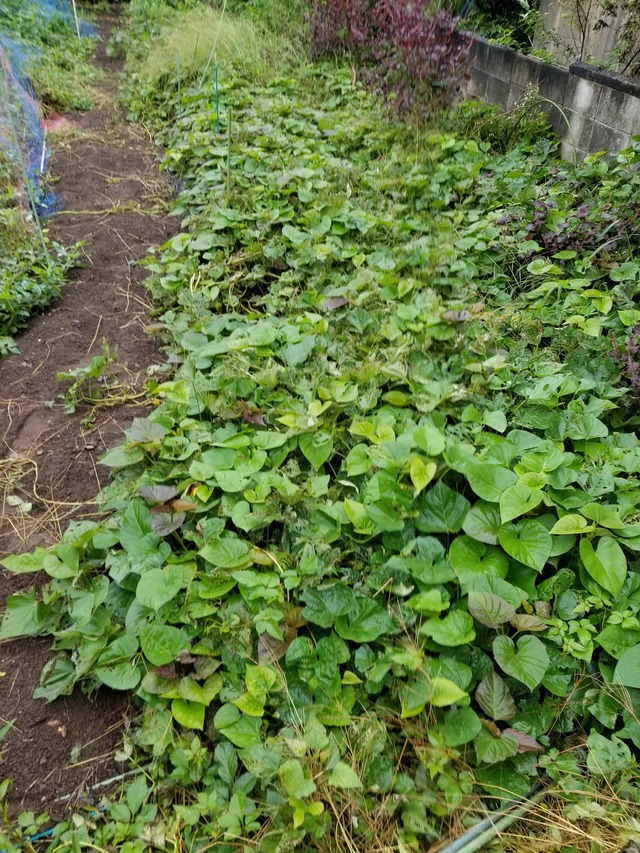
[310,0,472,118]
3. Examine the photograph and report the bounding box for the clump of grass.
[135,5,269,86]
[26,57,97,114]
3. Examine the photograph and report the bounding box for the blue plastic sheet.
[0,0,95,215]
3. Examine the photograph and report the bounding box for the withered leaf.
[241,402,266,425]
[322,296,348,312]
[502,728,543,753]
[139,484,179,504]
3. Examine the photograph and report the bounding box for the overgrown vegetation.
[460,0,542,52]
[0,0,97,113]
[5,1,640,851]
[310,0,472,118]
[0,0,86,349]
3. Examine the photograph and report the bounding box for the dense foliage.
[310,0,472,117]
[4,1,640,850]
[0,0,97,112]
[462,0,541,51]
[0,0,87,349]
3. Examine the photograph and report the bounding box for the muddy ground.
[0,14,176,819]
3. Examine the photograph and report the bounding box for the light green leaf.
[586,732,632,777]
[279,759,316,797]
[580,504,624,530]
[336,597,395,642]
[171,699,205,730]
[580,537,626,597]
[614,644,640,688]
[436,707,482,747]
[95,635,140,690]
[407,589,449,614]
[0,591,49,639]
[550,514,592,535]
[140,625,187,666]
[449,536,509,580]
[299,432,333,470]
[483,410,507,432]
[100,445,144,468]
[420,610,476,647]
[328,761,362,789]
[429,677,468,707]
[136,566,183,611]
[500,482,544,523]
[493,635,549,690]
[474,728,519,764]
[463,500,502,544]
[0,547,48,574]
[414,424,446,456]
[199,539,251,569]
[214,704,262,748]
[467,464,518,503]
[409,456,437,494]
[498,520,552,572]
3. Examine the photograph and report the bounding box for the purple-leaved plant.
[613,325,640,391]
[310,0,472,118]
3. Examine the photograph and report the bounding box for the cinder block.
[560,139,587,162]
[485,74,511,109]
[543,100,569,136]
[506,82,525,110]
[470,37,490,70]
[487,43,517,82]
[594,87,640,135]
[570,61,640,99]
[537,64,569,106]
[588,120,631,154]
[561,108,593,153]
[564,75,602,118]
[466,67,489,99]
[511,53,542,90]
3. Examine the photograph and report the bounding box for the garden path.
[0,14,175,818]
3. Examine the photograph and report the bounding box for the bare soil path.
[0,13,176,819]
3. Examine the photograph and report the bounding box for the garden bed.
[3,2,640,851]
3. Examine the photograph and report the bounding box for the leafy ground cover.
[4,2,640,851]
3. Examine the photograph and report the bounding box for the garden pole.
[216,63,220,133]
[177,51,182,117]
[70,0,81,41]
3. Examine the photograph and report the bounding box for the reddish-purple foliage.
[613,326,640,391]
[310,0,472,117]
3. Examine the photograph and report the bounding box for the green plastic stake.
[216,64,220,133]
[177,51,182,117]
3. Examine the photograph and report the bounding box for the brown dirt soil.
[0,13,176,820]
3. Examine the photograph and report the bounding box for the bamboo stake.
[70,0,81,42]
[199,0,227,88]
[40,128,47,173]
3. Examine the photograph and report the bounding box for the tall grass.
[135,5,275,86]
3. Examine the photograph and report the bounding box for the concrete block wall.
[465,36,640,161]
